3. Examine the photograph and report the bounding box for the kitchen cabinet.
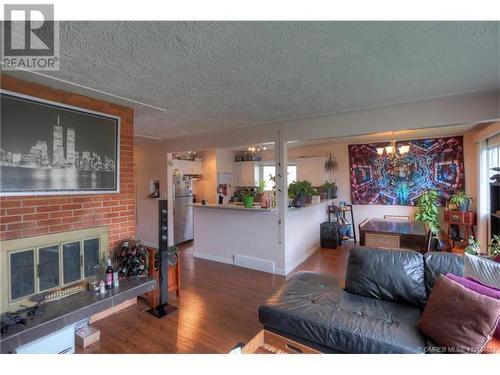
[172,159,203,176]
[296,157,327,187]
[233,161,259,187]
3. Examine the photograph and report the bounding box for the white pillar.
[166,152,175,247]
[275,130,288,271]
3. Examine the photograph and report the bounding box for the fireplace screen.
[1,227,109,312]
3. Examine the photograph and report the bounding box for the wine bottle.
[105,258,114,289]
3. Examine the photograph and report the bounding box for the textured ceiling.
[40,22,500,138]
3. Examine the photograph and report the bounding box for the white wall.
[134,142,169,248]
[285,201,331,274]
[193,150,217,204]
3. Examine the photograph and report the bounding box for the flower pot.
[259,192,270,209]
[293,195,307,208]
[458,201,470,212]
[326,187,337,200]
[243,196,254,208]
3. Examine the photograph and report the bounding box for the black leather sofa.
[259,247,464,354]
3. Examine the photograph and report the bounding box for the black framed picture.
[0,91,120,196]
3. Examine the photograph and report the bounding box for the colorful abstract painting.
[348,136,465,206]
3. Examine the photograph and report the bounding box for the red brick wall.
[0,76,135,249]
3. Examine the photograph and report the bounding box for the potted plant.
[319,181,337,200]
[257,179,270,209]
[489,235,500,262]
[465,237,481,256]
[449,190,473,212]
[414,190,440,250]
[288,180,316,207]
[242,193,255,208]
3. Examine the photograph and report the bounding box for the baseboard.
[194,252,285,275]
[285,243,320,275]
[234,254,275,274]
[193,252,233,265]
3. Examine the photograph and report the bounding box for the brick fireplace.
[0,76,135,249]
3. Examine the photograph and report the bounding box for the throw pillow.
[446,274,500,338]
[418,275,500,353]
[464,253,500,288]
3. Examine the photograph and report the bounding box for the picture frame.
[0,90,120,196]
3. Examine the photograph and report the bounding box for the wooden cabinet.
[172,159,203,175]
[296,157,327,187]
[233,161,259,187]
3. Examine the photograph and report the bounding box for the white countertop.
[190,203,276,213]
[191,199,334,213]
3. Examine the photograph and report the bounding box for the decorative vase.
[243,196,254,208]
[259,192,270,209]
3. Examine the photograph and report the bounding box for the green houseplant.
[288,180,316,207]
[489,235,500,261]
[464,237,481,256]
[449,190,473,212]
[414,190,440,235]
[318,181,337,200]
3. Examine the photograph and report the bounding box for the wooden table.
[359,218,429,253]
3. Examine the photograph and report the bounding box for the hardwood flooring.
[77,243,350,354]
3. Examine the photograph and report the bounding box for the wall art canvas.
[0,91,120,195]
[348,136,464,206]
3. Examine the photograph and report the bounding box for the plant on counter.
[414,189,440,235]
[464,237,481,256]
[242,193,255,208]
[318,181,337,200]
[449,190,473,212]
[489,235,500,261]
[257,179,271,209]
[288,180,316,207]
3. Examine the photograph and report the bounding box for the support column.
[274,130,288,272]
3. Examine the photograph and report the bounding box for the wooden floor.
[77,242,350,354]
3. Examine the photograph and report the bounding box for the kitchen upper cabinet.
[296,157,327,187]
[172,159,203,176]
[233,161,259,187]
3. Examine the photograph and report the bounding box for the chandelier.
[376,138,410,158]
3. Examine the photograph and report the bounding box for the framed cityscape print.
[0,91,120,196]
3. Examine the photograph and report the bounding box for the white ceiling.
[10,21,500,139]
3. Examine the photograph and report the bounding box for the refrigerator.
[173,176,194,245]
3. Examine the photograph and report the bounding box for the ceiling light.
[376,147,385,155]
[398,145,410,155]
[385,145,394,154]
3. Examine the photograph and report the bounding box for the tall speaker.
[148,199,177,318]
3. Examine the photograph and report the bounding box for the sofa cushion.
[464,253,500,288]
[418,275,500,353]
[423,252,464,295]
[345,247,427,308]
[259,271,427,354]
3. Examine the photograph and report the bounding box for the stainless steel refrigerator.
[173,176,194,245]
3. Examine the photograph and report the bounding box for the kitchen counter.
[190,203,276,213]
